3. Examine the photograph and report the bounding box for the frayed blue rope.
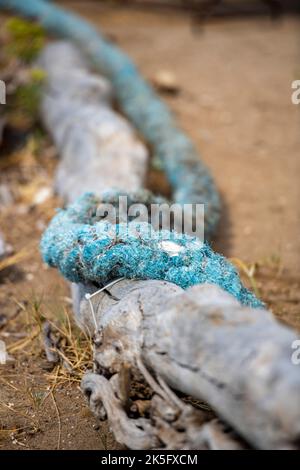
[0,0,220,238]
[40,193,263,309]
[0,1,263,308]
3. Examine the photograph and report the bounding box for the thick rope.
[0,1,263,308]
[0,0,220,238]
[40,192,263,309]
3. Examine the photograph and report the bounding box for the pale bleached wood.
[78,280,300,450]
[37,41,148,203]
[39,42,300,450]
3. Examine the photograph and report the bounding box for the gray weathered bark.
[37,41,148,203]
[39,42,300,450]
[78,280,300,450]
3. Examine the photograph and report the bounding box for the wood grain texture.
[38,41,148,203]
[39,42,300,450]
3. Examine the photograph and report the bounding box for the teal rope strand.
[40,193,263,309]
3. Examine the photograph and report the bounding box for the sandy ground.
[0,2,299,449]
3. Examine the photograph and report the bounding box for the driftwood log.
[37,42,148,203]
[38,42,300,450]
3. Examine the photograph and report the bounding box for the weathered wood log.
[78,280,300,449]
[38,42,300,450]
[37,41,148,203]
[82,368,245,450]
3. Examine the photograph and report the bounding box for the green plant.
[12,67,46,121]
[5,17,45,63]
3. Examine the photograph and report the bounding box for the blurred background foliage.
[0,18,47,145]
[5,17,45,63]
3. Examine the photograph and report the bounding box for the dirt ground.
[0,2,299,450]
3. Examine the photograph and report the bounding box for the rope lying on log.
[40,191,262,308]
[36,41,262,308]
[1,1,299,449]
[35,41,300,449]
[0,0,220,239]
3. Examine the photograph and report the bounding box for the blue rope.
[0,0,263,308]
[0,0,220,239]
[40,193,263,309]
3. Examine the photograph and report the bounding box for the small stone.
[0,340,7,365]
[33,187,52,205]
[0,233,6,259]
[0,232,12,260]
[152,70,180,94]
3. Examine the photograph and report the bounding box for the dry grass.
[0,291,93,448]
[0,245,33,272]
[0,136,38,170]
[5,292,93,385]
[231,254,283,299]
[4,292,92,374]
[230,257,260,297]
[44,311,93,387]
